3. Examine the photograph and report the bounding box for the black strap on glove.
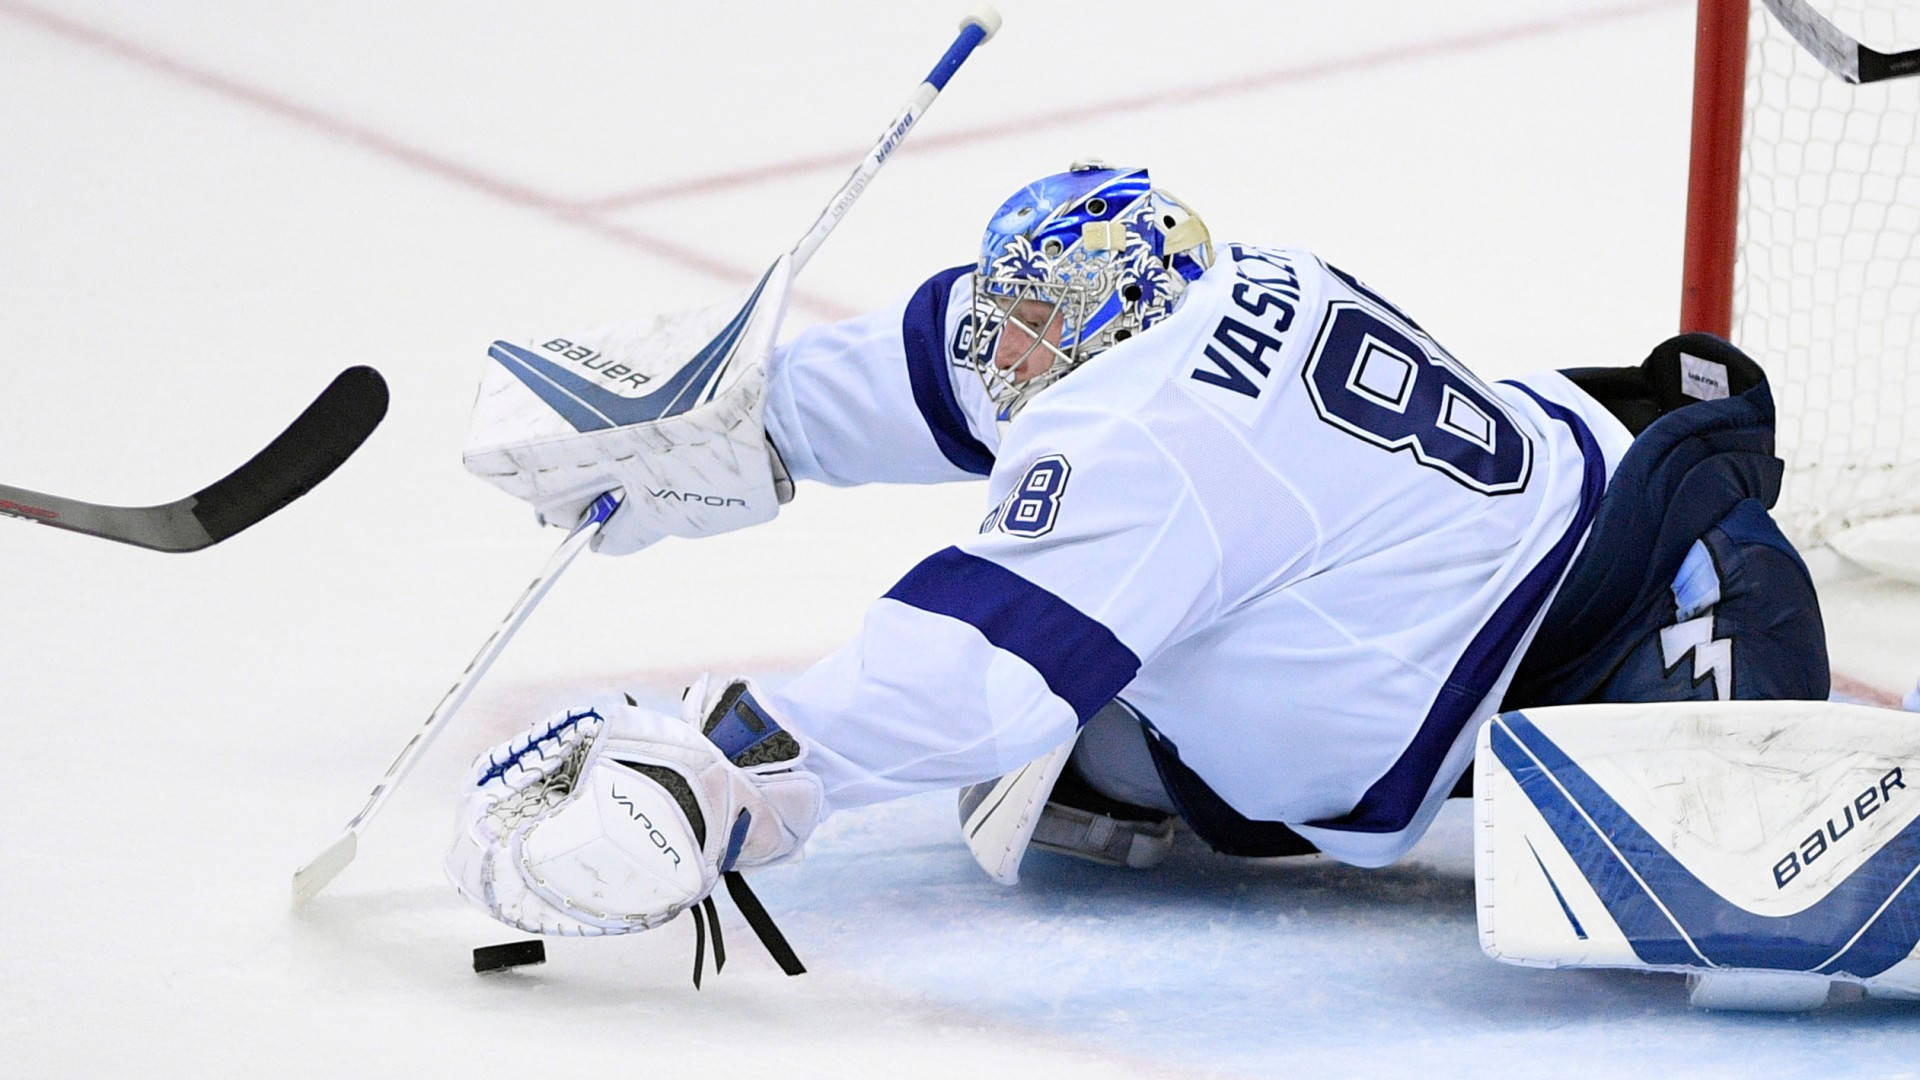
[686,872,805,989]
[724,871,805,975]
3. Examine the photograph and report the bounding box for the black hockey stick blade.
[0,366,389,552]
[1856,38,1920,83]
[1762,0,1920,84]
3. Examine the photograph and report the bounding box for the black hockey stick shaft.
[0,365,388,552]
[1762,0,1920,84]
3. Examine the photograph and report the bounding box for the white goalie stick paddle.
[1761,0,1920,84]
[292,7,1002,907]
[0,366,387,553]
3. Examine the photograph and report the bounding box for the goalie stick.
[0,365,387,553]
[1761,0,1920,84]
[291,6,1002,907]
[291,491,621,906]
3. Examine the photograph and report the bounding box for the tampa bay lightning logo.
[489,263,777,433]
[1661,613,1734,700]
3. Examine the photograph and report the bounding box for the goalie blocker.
[464,256,797,555]
[1477,700,1920,1009]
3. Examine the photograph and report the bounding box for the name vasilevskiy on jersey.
[540,338,654,392]
[1771,767,1906,888]
[1189,245,1304,402]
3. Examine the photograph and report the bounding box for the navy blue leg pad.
[1583,498,1828,704]
[1510,334,1828,708]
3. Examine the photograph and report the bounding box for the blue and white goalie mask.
[968,162,1212,417]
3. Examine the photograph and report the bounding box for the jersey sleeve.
[765,409,1224,811]
[763,266,1001,486]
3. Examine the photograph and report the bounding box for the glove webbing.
[686,872,805,988]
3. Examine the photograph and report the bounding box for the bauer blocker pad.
[1476,701,1920,1008]
[464,256,794,547]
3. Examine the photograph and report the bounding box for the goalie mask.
[968,161,1212,418]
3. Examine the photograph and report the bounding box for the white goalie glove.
[444,676,824,940]
[463,256,796,555]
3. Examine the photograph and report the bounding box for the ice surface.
[3,1,1918,1077]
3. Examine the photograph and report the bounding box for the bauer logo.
[873,109,917,165]
[539,338,655,393]
[1772,767,1906,888]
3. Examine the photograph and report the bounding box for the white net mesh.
[1737,0,1920,551]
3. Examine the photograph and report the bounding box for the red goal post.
[1681,0,1747,339]
[1681,0,1920,582]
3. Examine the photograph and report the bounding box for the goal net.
[1684,0,1920,581]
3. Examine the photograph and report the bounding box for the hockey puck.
[472,939,545,974]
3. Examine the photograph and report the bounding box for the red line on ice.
[581,0,1688,211]
[1831,673,1905,710]
[1,0,1681,319]
[0,0,853,317]
[12,0,1905,714]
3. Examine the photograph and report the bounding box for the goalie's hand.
[463,257,796,555]
[444,677,824,937]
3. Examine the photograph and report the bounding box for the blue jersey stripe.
[1310,388,1607,834]
[902,266,995,476]
[885,546,1139,722]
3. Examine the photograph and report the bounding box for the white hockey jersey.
[763,244,1634,866]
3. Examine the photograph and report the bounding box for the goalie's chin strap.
[687,872,806,989]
